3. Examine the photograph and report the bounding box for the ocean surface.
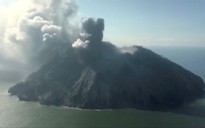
[1,46,205,128]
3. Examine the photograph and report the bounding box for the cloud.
[0,0,79,82]
[41,24,62,34]
[72,39,90,48]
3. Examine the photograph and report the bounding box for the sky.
[0,0,205,46]
[77,0,205,46]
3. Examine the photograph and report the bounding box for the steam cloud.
[0,0,79,82]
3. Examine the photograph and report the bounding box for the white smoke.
[72,39,90,48]
[0,0,79,82]
[121,46,138,54]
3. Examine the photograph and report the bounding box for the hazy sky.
[77,0,205,46]
[0,0,205,46]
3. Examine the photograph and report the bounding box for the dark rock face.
[8,44,205,110]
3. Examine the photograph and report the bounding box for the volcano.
[9,18,205,110]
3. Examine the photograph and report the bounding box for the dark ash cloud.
[72,18,104,48]
[81,18,104,43]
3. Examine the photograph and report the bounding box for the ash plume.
[72,18,104,48]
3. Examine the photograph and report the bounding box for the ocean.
[1,46,205,128]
